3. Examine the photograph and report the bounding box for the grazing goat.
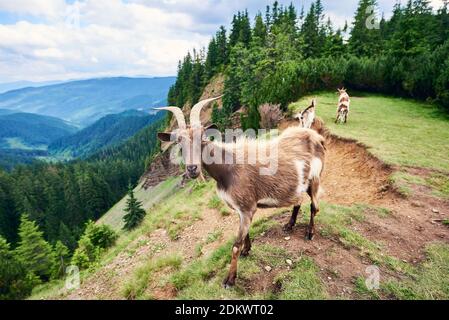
[156,97,326,288]
[335,88,350,124]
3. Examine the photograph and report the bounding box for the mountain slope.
[49,110,165,159]
[0,112,77,149]
[29,93,449,301]
[0,77,176,126]
[0,80,65,94]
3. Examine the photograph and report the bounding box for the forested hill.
[0,112,77,149]
[168,0,449,131]
[0,115,165,252]
[0,77,176,126]
[49,110,165,159]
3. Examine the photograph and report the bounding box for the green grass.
[389,171,449,199]
[98,177,181,231]
[169,242,294,300]
[353,277,381,300]
[426,173,449,199]
[290,93,449,172]
[121,254,182,300]
[275,257,328,300]
[382,243,449,299]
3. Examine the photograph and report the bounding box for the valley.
[0,77,174,168]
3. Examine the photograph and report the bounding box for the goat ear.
[311,99,316,109]
[157,132,173,142]
[205,124,218,131]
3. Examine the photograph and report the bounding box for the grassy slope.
[290,92,449,172]
[98,177,181,232]
[33,93,449,300]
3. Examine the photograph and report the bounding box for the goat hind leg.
[306,180,320,241]
[283,205,301,232]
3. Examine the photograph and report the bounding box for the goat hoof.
[241,249,251,257]
[222,276,235,289]
[305,231,314,241]
[283,224,293,232]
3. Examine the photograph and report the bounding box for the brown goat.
[156,97,326,288]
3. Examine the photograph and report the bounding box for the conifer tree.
[15,215,56,280]
[253,13,267,47]
[0,236,36,300]
[122,184,146,230]
[349,0,382,56]
[215,26,229,67]
[301,3,321,58]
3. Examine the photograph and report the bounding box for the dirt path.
[63,125,449,300]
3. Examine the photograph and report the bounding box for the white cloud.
[0,0,67,19]
[0,0,211,82]
[0,0,445,83]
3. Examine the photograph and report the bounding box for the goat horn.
[153,107,186,129]
[190,96,223,128]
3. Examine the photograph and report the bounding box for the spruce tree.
[215,26,229,67]
[0,236,35,299]
[349,0,382,56]
[15,215,56,280]
[122,185,146,230]
[253,13,267,47]
[301,3,321,58]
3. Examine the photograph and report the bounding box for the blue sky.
[0,0,444,83]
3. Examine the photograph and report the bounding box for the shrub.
[258,103,283,129]
[71,221,117,269]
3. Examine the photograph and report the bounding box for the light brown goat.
[295,99,328,136]
[156,97,326,288]
[336,88,350,124]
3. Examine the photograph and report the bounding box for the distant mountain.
[0,109,15,115]
[49,109,165,159]
[0,80,66,94]
[0,112,78,149]
[0,77,176,126]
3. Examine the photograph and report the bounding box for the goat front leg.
[223,210,254,288]
[240,234,252,257]
[283,205,301,232]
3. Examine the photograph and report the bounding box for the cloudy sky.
[0,0,445,83]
